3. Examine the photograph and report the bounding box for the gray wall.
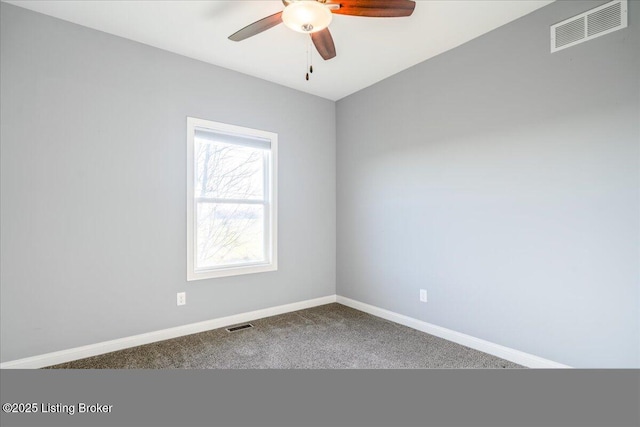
[337,0,639,368]
[0,3,336,362]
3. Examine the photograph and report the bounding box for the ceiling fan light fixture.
[282,1,333,34]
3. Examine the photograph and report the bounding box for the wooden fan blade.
[228,12,283,41]
[328,0,416,17]
[311,28,336,60]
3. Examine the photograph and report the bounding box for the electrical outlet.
[177,292,186,306]
[420,289,427,303]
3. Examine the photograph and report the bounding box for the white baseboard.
[0,295,337,369]
[336,296,571,369]
[2,294,570,369]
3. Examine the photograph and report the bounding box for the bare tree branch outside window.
[195,139,266,268]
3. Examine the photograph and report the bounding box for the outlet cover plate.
[177,292,186,306]
[420,289,427,303]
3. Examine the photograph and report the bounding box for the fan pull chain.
[305,39,310,81]
[305,38,314,81]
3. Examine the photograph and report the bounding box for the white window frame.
[186,117,278,281]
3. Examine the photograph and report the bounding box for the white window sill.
[187,263,277,281]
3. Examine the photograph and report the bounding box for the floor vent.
[551,0,627,53]
[225,323,254,333]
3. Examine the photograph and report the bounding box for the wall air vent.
[551,0,627,53]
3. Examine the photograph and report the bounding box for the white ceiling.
[6,0,554,100]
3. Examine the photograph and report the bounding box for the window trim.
[186,117,278,281]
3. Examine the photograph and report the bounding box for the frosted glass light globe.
[282,1,333,33]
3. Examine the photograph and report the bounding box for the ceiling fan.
[228,0,416,60]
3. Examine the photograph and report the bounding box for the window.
[187,117,277,280]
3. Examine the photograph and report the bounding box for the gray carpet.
[45,303,523,369]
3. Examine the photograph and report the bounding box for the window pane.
[195,139,265,200]
[196,202,265,269]
[187,117,277,281]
